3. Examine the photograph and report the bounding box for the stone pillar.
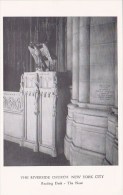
[72,17,79,103]
[67,18,73,72]
[65,17,118,166]
[79,18,90,103]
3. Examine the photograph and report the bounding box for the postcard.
[0,0,123,195]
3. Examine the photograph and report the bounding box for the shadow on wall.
[56,72,71,155]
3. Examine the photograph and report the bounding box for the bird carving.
[28,42,55,71]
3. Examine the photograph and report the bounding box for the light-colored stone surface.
[68,103,77,117]
[70,143,105,166]
[90,64,115,82]
[74,106,109,116]
[112,141,118,165]
[26,95,37,142]
[90,23,115,45]
[66,118,73,138]
[64,135,71,160]
[72,124,106,154]
[4,134,23,146]
[23,140,38,152]
[78,82,90,102]
[23,72,68,156]
[115,126,118,139]
[90,43,115,66]
[79,26,90,47]
[4,91,24,145]
[90,19,116,107]
[65,17,118,166]
[39,144,57,157]
[79,17,90,27]
[41,92,54,146]
[108,114,118,136]
[90,81,115,105]
[72,18,79,101]
[65,105,108,165]
[4,72,69,157]
[4,112,24,139]
[22,72,58,155]
[106,132,114,164]
[74,113,108,128]
[78,102,111,111]
[105,111,118,165]
[90,17,116,25]
[79,18,90,103]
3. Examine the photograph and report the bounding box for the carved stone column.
[67,18,73,73]
[72,17,79,103]
[79,18,90,103]
[65,17,118,166]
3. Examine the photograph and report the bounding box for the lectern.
[21,71,69,156]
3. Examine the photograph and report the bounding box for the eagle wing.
[40,44,53,64]
[28,46,39,64]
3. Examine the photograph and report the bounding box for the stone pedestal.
[23,71,69,156]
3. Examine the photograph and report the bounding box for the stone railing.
[3,91,24,113]
[4,91,24,145]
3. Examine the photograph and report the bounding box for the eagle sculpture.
[28,42,55,71]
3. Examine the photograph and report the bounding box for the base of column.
[71,99,78,105]
[64,102,109,165]
[103,158,111,165]
[64,138,105,165]
[105,110,118,165]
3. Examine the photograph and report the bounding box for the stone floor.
[4,140,70,166]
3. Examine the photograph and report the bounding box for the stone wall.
[90,17,117,106]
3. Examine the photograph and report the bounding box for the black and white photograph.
[3,16,118,166]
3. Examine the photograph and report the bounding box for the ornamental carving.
[34,73,40,115]
[39,90,57,98]
[20,74,24,94]
[3,92,24,113]
[53,74,57,88]
[23,72,57,89]
[28,42,56,72]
